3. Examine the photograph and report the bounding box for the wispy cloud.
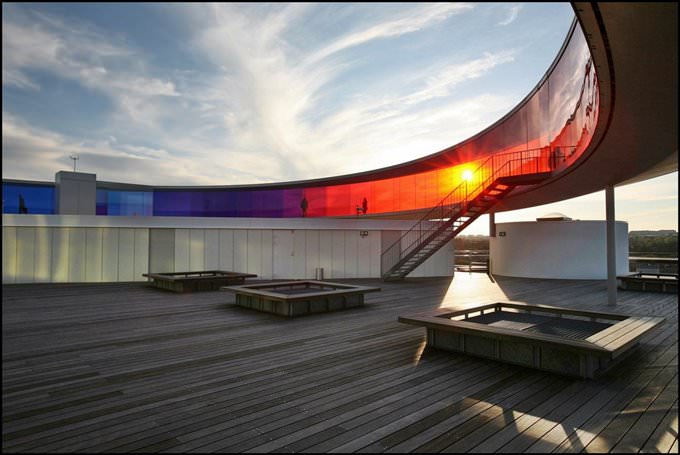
[182,3,514,180]
[2,7,179,126]
[305,3,473,64]
[616,176,678,203]
[400,51,516,105]
[498,5,522,26]
[1,113,271,185]
[2,4,523,184]
[2,69,41,90]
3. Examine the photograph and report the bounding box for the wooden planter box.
[618,272,678,293]
[223,280,381,317]
[399,302,664,379]
[143,271,257,293]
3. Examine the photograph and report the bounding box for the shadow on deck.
[2,275,677,453]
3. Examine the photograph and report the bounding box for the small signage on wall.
[360,231,369,238]
[499,231,506,237]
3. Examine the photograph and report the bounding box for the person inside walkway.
[362,197,368,215]
[300,197,308,217]
[18,194,28,214]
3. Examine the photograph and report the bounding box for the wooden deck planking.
[2,275,677,453]
[5,340,429,451]
[371,374,557,453]
[102,352,466,453]
[238,365,522,453]
[638,399,678,453]
[520,320,678,453]
[611,375,678,453]
[0,288,676,448]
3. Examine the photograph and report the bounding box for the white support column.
[606,185,617,306]
[489,212,496,238]
[488,213,496,275]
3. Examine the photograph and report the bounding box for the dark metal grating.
[466,310,614,340]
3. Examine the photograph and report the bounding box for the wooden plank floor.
[2,274,677,453]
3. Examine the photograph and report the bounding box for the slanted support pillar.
[606,184,617,306]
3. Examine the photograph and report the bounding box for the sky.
[2,2,677,232]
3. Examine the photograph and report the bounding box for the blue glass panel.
[95,189,152,216]
[235,191,255,217]
[151,189,305,218]
[153,190,191,216]
[2,183,55,214]
[153,190,239,217]
[96,189,108,215]
[202,191,238,217]
[252,190,283,218]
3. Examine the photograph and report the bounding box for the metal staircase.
[381,148,569,281]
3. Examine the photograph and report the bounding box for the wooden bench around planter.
[399,302,664,379]
[143,271,257,293]
[617,272,678,293]
[223,280,381,317]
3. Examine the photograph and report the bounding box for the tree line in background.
[629,231,678,255]
[455,231,678,256]
[454,235,489,251]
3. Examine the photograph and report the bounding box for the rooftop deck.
[2,275,677,453]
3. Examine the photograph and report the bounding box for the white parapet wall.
[489,220,629,280]
[2,215,454,283]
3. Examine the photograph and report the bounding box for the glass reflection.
[5,23,599,219]
[2,183,55,214]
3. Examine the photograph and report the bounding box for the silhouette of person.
[18,194,28,214]
[300,197,308,217]
[362,197,368,215]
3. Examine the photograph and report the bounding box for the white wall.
[2,226,149,283]
[170,228,387,280]
[490,220,629,279]
[410,239,455,277]
[2,216,454,283]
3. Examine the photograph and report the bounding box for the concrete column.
[55,171,97,215]
[606,185,617,306]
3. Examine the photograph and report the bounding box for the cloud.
[3,4,521,186]
[1,113,266,186]
[305,3,473,64]
[2,69,41,90]
[399,51,516,105]
[181,3,515,181]
[615,174,678,203]
[2,7,179,126]
[498,5,522,26]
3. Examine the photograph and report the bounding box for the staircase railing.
[380,146,574,278]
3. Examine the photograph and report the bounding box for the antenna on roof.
[69,154,79,172]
